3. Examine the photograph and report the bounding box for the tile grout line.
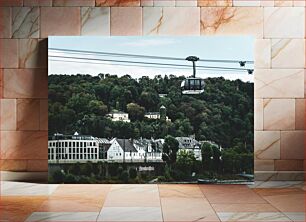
[197,185,221,222]
[157,184,165,222]
[95,184,112,221]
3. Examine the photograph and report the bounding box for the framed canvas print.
[48,36,254,184]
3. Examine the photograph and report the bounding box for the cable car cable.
[48,48,254,64]
[49,55,253,73]
[49,59,248,73]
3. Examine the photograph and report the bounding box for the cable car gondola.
[181,56,205,95]
[181,78,205,95]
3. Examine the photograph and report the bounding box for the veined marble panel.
[275,160,304,171]
[1,181,58,196]
[110,7,142,35]
[255,131,280,160]
[0,131,48,160]
[233,0,261,6]
[280,131,304,160]
[249,180,304,188]
[271,39,305,68]
[274,0,293,6]
[255,99,263,130]
[81,7,110,36]
[295,99,305,130]
[103,184,160,207]
[212,203,278,212]
[17,99,40,130]
[200,7,263,37]
[23,0,52,6]
[254,39,271,69]
[0,0,23,6]
[143,7,200,35]
[19,39,47,68]
[260,0,274,6]
[158,184,204,198]
[96,0,140,6]
[0,99,16,131]
[141,0,153,6]
[293,0,306,6]
[161,197,219,221]
[255,69,304,98]
[0,159,27,171]
[254,160,274,171]
[39,99,48,130]
[263,99,295,130]
[26,212,99,222]
[153,0,175,6]
[283,212,305,222]
[12,7,39,38]
[176,0,197,6]
[40,7,80,38]
[255,171,304,181]
[27,159,48,172]
[0,39,18,68]
[217,212,291,221]
[264,7,305,38]
[198,0,232,6]
[53,0,95,6]
[0,7,11,38]
[98,207,162,221]
[3,69,48,99]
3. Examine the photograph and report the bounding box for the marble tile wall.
[0,0,304,181]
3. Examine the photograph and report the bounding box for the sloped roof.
[116,139,138,152]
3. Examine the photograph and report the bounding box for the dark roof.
[116,139,138,152]
[102,143,112,151]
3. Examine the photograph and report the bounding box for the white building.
[144,112,160,120]
[176,136,202,160]
[48,134,163,163]
[108,111,130,122]
[48,134,110,163]
[107,138,163,162]
[144,112,171,122]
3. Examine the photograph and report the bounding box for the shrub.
[119,170,129,183]
[78,176,90,183]
[64,174,76,183]
[81,161,93,176]
[129,168,137,179]
[117,166,123,176]
[69,162,81,175]
[52,170,65,183]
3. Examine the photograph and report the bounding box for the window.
[65,142,68,147]
[76,142,79,147]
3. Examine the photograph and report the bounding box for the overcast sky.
[48,36,254,82]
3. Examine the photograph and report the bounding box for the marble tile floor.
[0,181,305,222]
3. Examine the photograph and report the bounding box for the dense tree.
[162,135,179,164]
[127,103,145,121]
[49,74,254,157]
